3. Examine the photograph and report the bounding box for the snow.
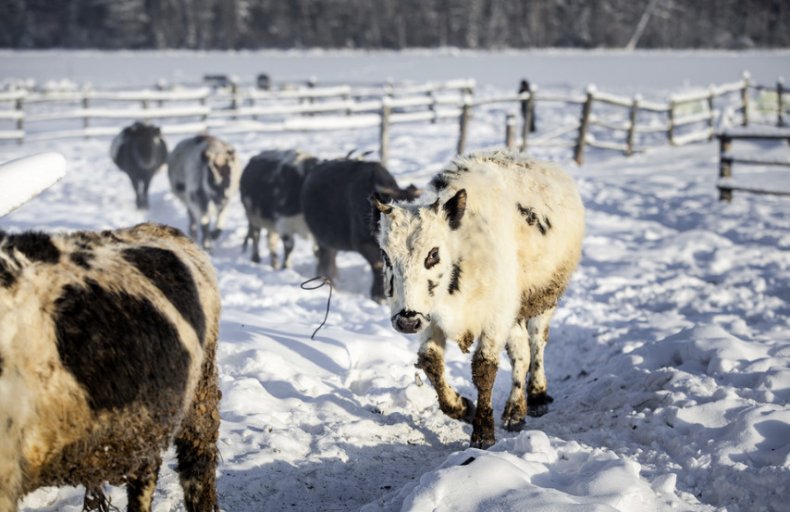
[1,50,789,512]
[0,152,66,217]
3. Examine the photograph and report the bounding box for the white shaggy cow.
[0,223,221,511]
[168,134,241,250]
[374,150,585,448]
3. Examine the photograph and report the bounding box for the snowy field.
[2,50,789,512]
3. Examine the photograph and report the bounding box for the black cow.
[301,158,419,301]
[110,122,168,209]
[240,150,320,269]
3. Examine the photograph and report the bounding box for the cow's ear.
[443,189,466,230]
[370,192,393,215]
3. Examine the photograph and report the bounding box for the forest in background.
[1,0,788,50]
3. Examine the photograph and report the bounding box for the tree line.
[1,0,787,50]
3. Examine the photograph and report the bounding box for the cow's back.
[0,223,219,492]
[241,150,313,222]
[168,136,215,202]
[302,159,376,251]
[431,152,584,316]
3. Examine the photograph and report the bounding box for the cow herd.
[0,120,585,510]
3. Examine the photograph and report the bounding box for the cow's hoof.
[470,433,496,450]
[527,392,554,417]
[502,399,527,431]
[210,229,222,240]
[251,254,261,264]
[461,396,476,424]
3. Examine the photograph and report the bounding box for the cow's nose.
[394,311,423,333]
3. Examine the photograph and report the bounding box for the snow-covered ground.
[2,50,789,512]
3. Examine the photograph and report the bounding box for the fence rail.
[1,73,787,166]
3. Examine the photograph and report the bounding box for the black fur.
[302,158,419,301]
[430,174,450,191]
[1,231,60,288]
[70,251,93,269]
[517,204,551,235]
[54,279,190,412]
[448,260,462,295]
[428,279,438,296]
[6,231,60,264]
[111,122,167,209]
[122,247,206,345]
[443,189,467,231]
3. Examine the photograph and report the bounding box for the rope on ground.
[300,276,333,339]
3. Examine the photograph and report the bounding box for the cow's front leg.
[527,306,556,417]
[187,210,198,240]
[471,331,503,449]
[503,320,530,431]
[416,324,475,422]
[211,199,230,240]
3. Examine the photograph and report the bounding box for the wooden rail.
[2,73,788,168]
[717,127,790,201]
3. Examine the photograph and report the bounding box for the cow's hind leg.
[315,245,338,282]
[502,320,530,431]
[175,348,220,512]
[126,456,162,512]
[471,330,504,449]
[267,230,282,269]
[416,324,474,423]
[358,243,385,302]
[527,307,556,417]
[281,233,296,269]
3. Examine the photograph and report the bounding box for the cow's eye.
[425,247,440,269]
[381,250,391,267]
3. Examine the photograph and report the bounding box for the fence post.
[505,113,517,150]
[574,85,595,166]
[15,97,24,145]
[707,86,716,141]
[521,85,536,152]
[778,77,785,127]
[379,95,391,167]
[82,94,90,139]
[719,134,733,202]
[626,94,640,156]
[429,90,438,124]
[457,94,472,155]
[230,80,239,120]
[667,98,676,145]
[740,71,750,127]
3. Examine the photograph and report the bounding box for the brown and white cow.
[374,150,585,448]
[168,135,241,250]
[0,223,221,511]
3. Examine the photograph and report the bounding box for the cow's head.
[202,144,236,194]
[373,188,466,334]
[128,122,164,169]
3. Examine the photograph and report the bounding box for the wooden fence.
[1,73,787,167]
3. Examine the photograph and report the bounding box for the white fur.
[168,135,241,249]
[376,150,584,445]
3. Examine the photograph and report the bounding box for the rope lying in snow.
[82,487,120,512]
[300,276,333,339]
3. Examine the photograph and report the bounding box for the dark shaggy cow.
[110,122,168,209]
[240,149,320,268]
[301,158,419,301]
[0,223,221,512]
[168,135,241,250]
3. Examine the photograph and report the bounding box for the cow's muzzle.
[392,310,429,334]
